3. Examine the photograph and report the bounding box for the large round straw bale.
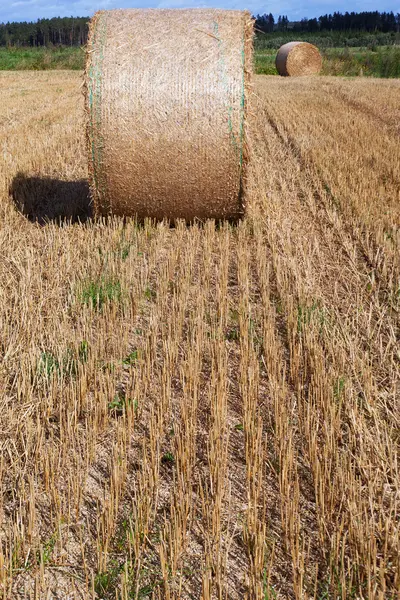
[85,9,253,221]
[275,41,322,76]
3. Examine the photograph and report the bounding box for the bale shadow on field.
[10,173,92,224]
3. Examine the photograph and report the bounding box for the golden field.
[0,71,399,599]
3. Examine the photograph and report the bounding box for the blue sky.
[1,0,399,24]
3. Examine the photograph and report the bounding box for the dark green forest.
[0,11,399,47]
[255,11,400,34]
[0,17,88,46]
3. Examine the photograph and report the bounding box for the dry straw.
[275,41,322,76]
[85,9,253,221]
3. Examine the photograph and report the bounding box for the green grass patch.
[37,532,57,566]
[161,451,175,466]
[108,393,137,417]
[0,46,84,70]
[1,37,398,78]
[254,51,278,75]
[38,340,89,380]
[122,349,139,365]
[79,277,123,311]
[94,565,121,598]
[297,300,326,334]
[144,285,156,301]
[322,45,400,77]
[254,45,400,77]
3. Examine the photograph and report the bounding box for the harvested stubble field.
[0,71,399,600]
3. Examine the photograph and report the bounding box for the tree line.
[0,17,88,47]
[255,11,400,34]
[1,11,400,47]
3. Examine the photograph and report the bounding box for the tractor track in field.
[320,80,400,135]
[262,105,399,325]
[255,90,399,413]
[262,110,377,276]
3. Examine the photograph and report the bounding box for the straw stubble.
[85,9,253,221]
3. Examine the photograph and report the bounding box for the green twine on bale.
[88,13,108,208]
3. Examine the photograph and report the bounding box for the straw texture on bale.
[275,41,322,77]
[85,9,253,221]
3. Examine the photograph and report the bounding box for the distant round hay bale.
[275,41,322,77]
[84,9,253,221]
